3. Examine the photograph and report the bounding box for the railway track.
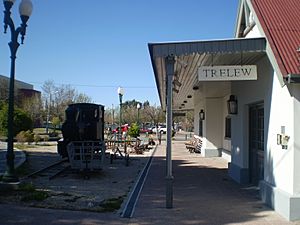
[22,158,70,181]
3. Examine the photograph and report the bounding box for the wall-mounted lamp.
[227,95,238,115]
[199,109,205,120]
[173,88,179,93]
[173,79,182,87]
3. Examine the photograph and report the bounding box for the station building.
[148,0,300,221]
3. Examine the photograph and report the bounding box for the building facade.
[0,74,41,105]
[149,0,300,221]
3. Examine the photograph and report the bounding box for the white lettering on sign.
[198,65,257,81]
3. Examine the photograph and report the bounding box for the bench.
[132,138,150,154]
[185,135,202,153]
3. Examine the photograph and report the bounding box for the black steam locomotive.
[57,103,105,158]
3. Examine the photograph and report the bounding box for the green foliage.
[19,183,35,192]
[34,134,42,144]
[19,182,49,202]
[0,104,33,137]
[16,130,34,143]
[99,196,123,212]
[0,101,4,110]
[21,190,49,202]
[51,116,60,130]
[128,123,140,138]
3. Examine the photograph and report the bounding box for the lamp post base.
[2,172,19,183]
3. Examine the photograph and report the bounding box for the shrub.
[128,123,140,138]
[16,130,34,143]
[0,104,33,137]
[43,135,49,142]
[34,134,42,144]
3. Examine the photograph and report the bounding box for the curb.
[121,144,158,218]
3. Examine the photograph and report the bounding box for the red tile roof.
[252,0,300,77]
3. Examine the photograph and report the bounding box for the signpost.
[198,65,257,81]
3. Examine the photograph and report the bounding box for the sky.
[0,0,239,109]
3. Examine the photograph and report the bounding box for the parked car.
[112,124,129,133]
[140,127,152,134]
[152,125,167,134]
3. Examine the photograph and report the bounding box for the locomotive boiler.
[57,103,105,158]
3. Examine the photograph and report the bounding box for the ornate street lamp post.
[137,103,141,125]
[2,0,33,183]
[46,93,51,134]
[117,87,124,144]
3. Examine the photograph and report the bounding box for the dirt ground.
[0,142,154,214]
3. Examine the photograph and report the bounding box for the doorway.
[249,103,264,185]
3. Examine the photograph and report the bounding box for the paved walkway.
[0,139,298,224]
[130,141,297,224]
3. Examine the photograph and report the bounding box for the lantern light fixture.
[199,109,205,120]
[227,95,238,115]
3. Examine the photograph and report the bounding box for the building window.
[225,117,231,139]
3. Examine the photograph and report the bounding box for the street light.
[2,0,33,183]
[46,91,58,134]
[117,87,124,144]
[137,103,141,125]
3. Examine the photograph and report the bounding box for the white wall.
[193,89,204,136]
[265,74,294,194]
[231,56,272,168]
[205,98,223,150]
[230,54,299,195]
[292,86,300,194]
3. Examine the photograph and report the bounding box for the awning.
[148,37,266,110]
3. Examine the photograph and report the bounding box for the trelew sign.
[198,65,257,81]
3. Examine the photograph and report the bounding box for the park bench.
[185,135,202,153]
[132,138,149,154]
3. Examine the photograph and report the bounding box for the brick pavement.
[130,140,297,225]
[0,139,299,224]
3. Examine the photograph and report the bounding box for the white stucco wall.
[231,56,272,168]
[193,89,204,136]
[230,54,298,195]
[292,86,300,194]
[205,98,223,150]
[265,74,295,194]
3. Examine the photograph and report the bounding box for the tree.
[143,104,165,126]
[74,93,92,103]
[0,79,8,103]
[0,104,33,137]
[185,110,194,131]
[104,106,116,126]
[41,80,93,123]
[51,116,61,133]
[21,95,43,127]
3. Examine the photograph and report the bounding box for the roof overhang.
[148,37,267,110]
